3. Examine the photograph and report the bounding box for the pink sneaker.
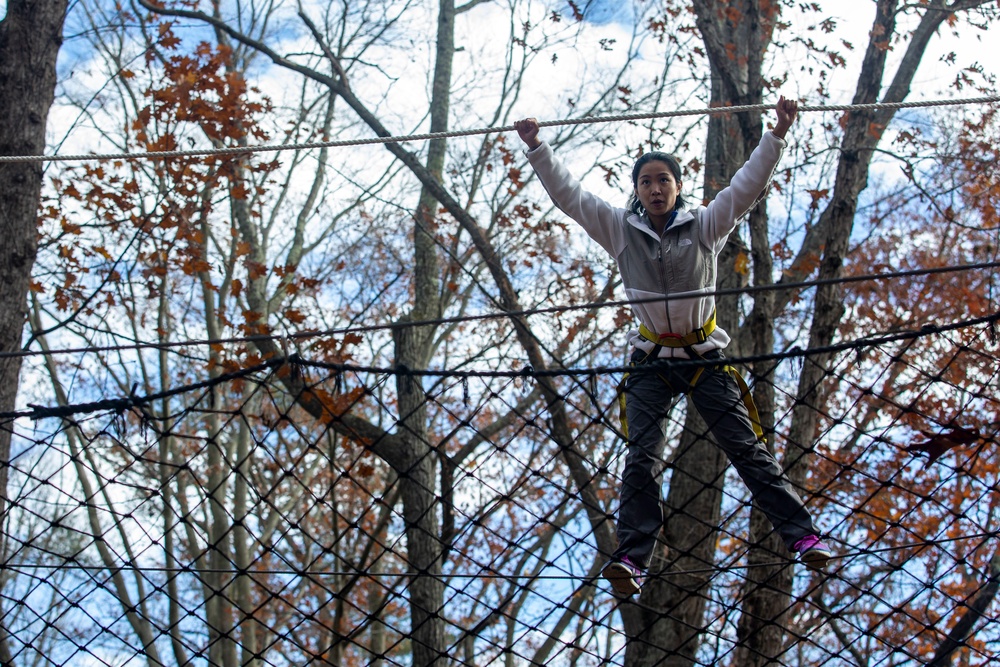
[603,556,644,597]
[793,534,833,571]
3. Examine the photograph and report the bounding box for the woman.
[514,97,831,598]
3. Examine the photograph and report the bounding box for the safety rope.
[6,259,999,361]
[1,531,989,578]
[0,95,996,164]
[5,307,997,422]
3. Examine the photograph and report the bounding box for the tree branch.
[928,548,1000,666]
[456,0,491,13]
[137,0,618,557]
[297,9,351,92]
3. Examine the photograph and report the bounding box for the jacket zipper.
[658,236,674,337]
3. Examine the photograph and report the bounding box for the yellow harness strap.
[722,365,766,442]
[617,364,765,442]
[638,310,717,348]
[618,310,765,442]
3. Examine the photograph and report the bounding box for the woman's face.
[634,160,682,223]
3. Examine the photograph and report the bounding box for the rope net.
[3,295,999,666]
[3,31,999,661]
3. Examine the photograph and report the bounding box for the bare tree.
[22,0,679,663]
[16,0,999,664]
[0,0,68,663]
[618,0,998,663]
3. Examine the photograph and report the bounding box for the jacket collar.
[627,209,695,239]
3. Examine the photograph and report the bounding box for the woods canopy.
[1,0,999,666]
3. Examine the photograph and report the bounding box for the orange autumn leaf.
[868,121,886,139]
[302,386,366,424]
[904,425,982,465]
[246,260,268,279]
[734,250,750,275]
[805,188,829,210]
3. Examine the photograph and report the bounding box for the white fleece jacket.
[526,131,786,359]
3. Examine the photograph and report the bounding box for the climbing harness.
[617,311,765,442]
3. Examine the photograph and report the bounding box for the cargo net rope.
[2,275,999,667]
[3,95,1000,667]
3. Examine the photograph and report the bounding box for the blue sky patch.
[555,0,635,27]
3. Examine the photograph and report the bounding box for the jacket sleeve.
[525,142,624,257]
[700,131,785,248]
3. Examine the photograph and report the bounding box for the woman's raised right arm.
[515,118,623,256]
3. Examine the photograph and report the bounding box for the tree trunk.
[691,0,789,661]
[388,1,454,663]
[624,422,729,666]
[0,1,68,662]
[782,0,975,473]
[764,2,983,663]
[734,195,792,665]
[623,93,755,666]
[784,0,899,481]
[927,549,1000,666]
[767,0,991,318]
[624,2,777,661]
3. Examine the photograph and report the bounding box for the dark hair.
[626,151,686,216]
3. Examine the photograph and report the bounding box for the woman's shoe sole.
[801,549,832,571]
[602,562,641,597]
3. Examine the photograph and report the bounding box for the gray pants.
[614,348,816,568]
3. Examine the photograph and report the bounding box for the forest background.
[1,0,1000,665]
